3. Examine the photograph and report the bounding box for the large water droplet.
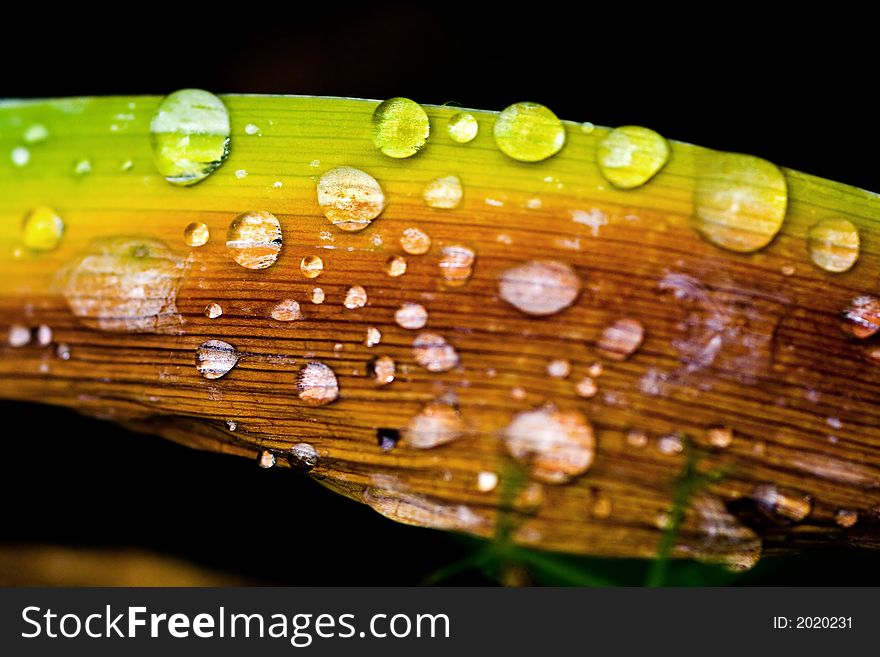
[270,299,303,321]
[183,221,209,247]
[226,211,282,269]
[598,125,670,189]
[195,340,239,379]
[297,361,339,405]
[807,217,859,273]
[395,302,428,330]
[597,318,645,360]
[498,260,581,316]
[22,206,64,252]
[300,255,324,278]
[493,102,566,162]
[501,405,596,484]
[413,332,459,372]
[842,295,880,339]
[288,442,319,471]
[447,112,479,143]
[372,97,430,158]
[150,89,230,185]
[316,167,386,232]
[752,484,812,522]
[400,227,431,255]
[693,152,787,253]
[423,175,463,209]
[403,402,466,449]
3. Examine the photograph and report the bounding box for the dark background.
[2,9,877,584]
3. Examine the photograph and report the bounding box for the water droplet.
[597,125,670,189]
[752,484,812,522]
[204,303,222,319]
[257,450,275,468]
[183,221,209,247]
[297,255,323,279]
[372,97,430,158]
[370,355,396,385]
[288,442,319,471]
[780,264,796,276]
[225,420,237,431]
[8,324,30,347]
[400,227,431,255]
[385,255,407,277]
[626,429,648,448]
[587,362,604,378]
[498,260,581,316]
[707,426,733,448]
[244,123,260,135]
[658,433,684,455]
[23,123,49,143]
[311,288,325,304]
[423,175,463,209]
[226,211,282,269]
[365,327,382,347]
[297,362,339,405]
[344,285,367,309]
[403,402,466,448]
[270,299,303,321]
[502,405,596,484]
[120,159,134,172]
[55,343,71,360]
[597,318,645,360]
[807,217,859,273]
[477,471,498,492]
[493,102,566,162]
[377,428,400,451]
[150,89,230,185]
[73,158,92,176]
[835,509,858,528]
[11,146,30,166]
[234,169,248,179]
[591,492,612,519]
[438,245,475,286]
[316,167,386,232]
[693,152,787,253]
[581,122,595,134]
[842,295,880,339]
[447,112,479,143]
[575,377,597,398]
[546,359,570,378]
[395,302,428,330]
[195,339,239,379]
[21,206,64,251]
[413,332,459,372]
[654,511,672,530]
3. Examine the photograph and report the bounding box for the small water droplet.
[499,260,581,316]
[226,210,282,269]
[693,152,787,253]
[297,361,339,405]
[835,508,858,528]
[401,227,431,255]
[370,355,396,385]
[8,324,30,347]
[372,97,430,158]
[317,167,386,231]
[575,377,597,398]
[365,327,382,347]
[257,450,275,468]
[244,123,260,135]
[447,112,479,143]
[150,89,230,185]
[73,158,92,176]
[658,433,684,455]
[395,302,428,330]
[511,386,527,401]
[272,180,283,188]
[597,318,645,361]
[707,426,733,448]
[385,255,407,277]
[234,169,248,179]
[183,221,210,247]
[423,175,463,209]
[288,442,319,471]
[270,299,303,321]
[546,359,571,378]
[654,511,672,530]
[413,332,459,372]
[344,285,367,309]
[581,121,595,134]
[11,146,30,166]
[55,343,71,360]
[780,264,796,276]
[311,287,325,304]
[204,303,222,319]
[752,484,812,522]
[502,405,596,484]
[587,362,604,378]
[626,429,648,448]
[842,295,880,339]
[493,102,566,162]
[591,492,613,519]
[807,217,860,273]
[299,255,324,279]
[225,420,237,431]
[438,245,475,286]
[22,206,64,252]
[377,427,400,451]
[195,339,239,379]
[23,123,49,143]
[120,159,134,172]
[473,471,497,493]
[598,125,670,189]
[403,402,466,448]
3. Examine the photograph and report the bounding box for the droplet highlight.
[226,211,282,270]
[807,217,859,273]
[498,260,581,316]
[316,167,386,232]
[372,97,430,158]
[493,102,566,162]
[195,340,239,379]
[598,125,670,189]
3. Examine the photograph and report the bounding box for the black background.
[1,8,877,584]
